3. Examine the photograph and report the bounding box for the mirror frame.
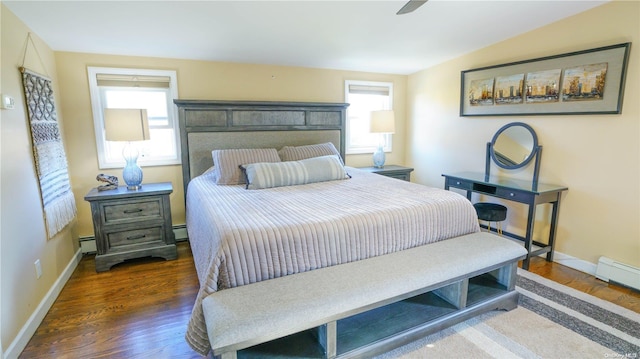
[490,122,538,170]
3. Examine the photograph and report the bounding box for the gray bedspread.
[184,167,480,355]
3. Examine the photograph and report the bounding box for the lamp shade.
[104,108,150,142]
[370,110,395,134]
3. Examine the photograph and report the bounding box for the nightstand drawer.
[107,226,164,248]
[103,198,162,224]
[385,173,410,181]
[357,165,414,182]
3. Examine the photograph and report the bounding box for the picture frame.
[460,42,631,116]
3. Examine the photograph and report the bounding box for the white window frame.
[88,67,181,169]
[344,80,393,155]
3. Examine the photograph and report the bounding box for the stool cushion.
[473,203,507,222]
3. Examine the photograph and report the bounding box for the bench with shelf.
[202,232,527,359]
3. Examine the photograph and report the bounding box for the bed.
[174,100,480,355]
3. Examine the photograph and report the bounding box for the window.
[344,80,393,154]
[88,67,181,169]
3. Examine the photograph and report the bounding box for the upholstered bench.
[202,232,527,359]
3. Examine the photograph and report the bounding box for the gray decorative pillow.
[241,155,349,190]
[278,142,342,163]
[212,148,281,185]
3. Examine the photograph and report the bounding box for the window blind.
[348,84,390,96]
[96,74,170,88]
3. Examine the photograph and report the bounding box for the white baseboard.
[4,248,83,359]
[549,250,597,276]
[173,225,188,241]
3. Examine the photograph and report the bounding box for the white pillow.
[241,155,349,190]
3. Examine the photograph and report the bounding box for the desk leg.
[522,203,537,270]
[547,196,562,263]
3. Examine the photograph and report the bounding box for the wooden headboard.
[174,100,349,196]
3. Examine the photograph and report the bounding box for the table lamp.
[369,110,395,168]
[104,108,150,190]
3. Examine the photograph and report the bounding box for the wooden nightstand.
[84,182,177,272]
[357,165,414,182]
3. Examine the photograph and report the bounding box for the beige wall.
[3,0,637,355]
[55,53,408,237]
[407,1,639,268]
[1,5,79,352]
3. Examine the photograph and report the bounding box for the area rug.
[21,67,76,238]
[378,269,640,358]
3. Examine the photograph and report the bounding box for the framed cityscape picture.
[460,43,630,116]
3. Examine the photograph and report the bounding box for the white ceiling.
[4,0,608,75]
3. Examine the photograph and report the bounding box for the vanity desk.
[446,122,568,270]
[443,172,567,270]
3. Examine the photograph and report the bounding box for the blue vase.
[373,145,386,168]
[122,143,143,190]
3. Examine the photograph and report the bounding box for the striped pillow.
[278,142,342,163]
[212,148,281,185]
[241,155,349,190]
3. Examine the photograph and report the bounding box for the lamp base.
[122,142,144,190]
[373,145,386,168]
[123,162,143,190]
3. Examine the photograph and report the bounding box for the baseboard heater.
[595,256,640,291]
[79,224,188,254]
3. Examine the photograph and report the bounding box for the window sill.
[346,147,392,155]
[98,158,181,170]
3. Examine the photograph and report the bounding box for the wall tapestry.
[20,67,77,238]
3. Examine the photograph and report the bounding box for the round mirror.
[490,122,538,169]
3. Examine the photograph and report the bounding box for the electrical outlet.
[1,94,15,110]
[34,259,42,279]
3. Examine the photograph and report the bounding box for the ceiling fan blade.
[396,0,428,15]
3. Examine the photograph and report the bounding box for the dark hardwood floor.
[19,242,202,359]
[527,256,640,312]
[19,241,639,359]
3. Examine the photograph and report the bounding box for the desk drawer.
[103,198,162,224]
[494,187,530,202]
[448,178,473,190]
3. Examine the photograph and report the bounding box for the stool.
[473,203,507,235]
